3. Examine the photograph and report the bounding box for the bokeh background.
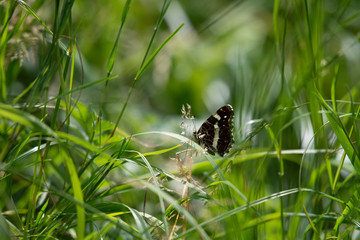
[9,0,284,133]
[10,0,360,141]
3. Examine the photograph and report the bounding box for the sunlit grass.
[1,0,360,239]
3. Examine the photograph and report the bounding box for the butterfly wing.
[194,105,234,156]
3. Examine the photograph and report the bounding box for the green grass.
[1,0,360,239]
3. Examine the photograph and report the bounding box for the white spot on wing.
[213,113,221,120]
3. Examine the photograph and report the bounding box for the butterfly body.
[194,104,234,156]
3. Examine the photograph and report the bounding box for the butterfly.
[193,104,234,156]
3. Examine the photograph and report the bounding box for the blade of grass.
[97,0,132,149]
[108,23,184,142]
[17,0,53,35]
[106,0,131,76]
[136,178,211,240]
[302,201,321,240]
[175,188,346,239]
[43,75,117,106]
[0,1,16,101]
[331,64,340,113]
[139,0,173,69]
[332,91,360,191]
[136,151,169,237]
[266,125,285,239]
[273,0,280,45]
[0,212,11,240]
[0,103,56,136]
[135,23,184,81]
[62,149,85,240]
[332,189,360,236]
[315,90,360,175]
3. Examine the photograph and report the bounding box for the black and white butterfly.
[193,105,234,156]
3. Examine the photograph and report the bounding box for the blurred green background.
[8,0,360,137]
[7,0,360,132]
[7,0,282,131]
